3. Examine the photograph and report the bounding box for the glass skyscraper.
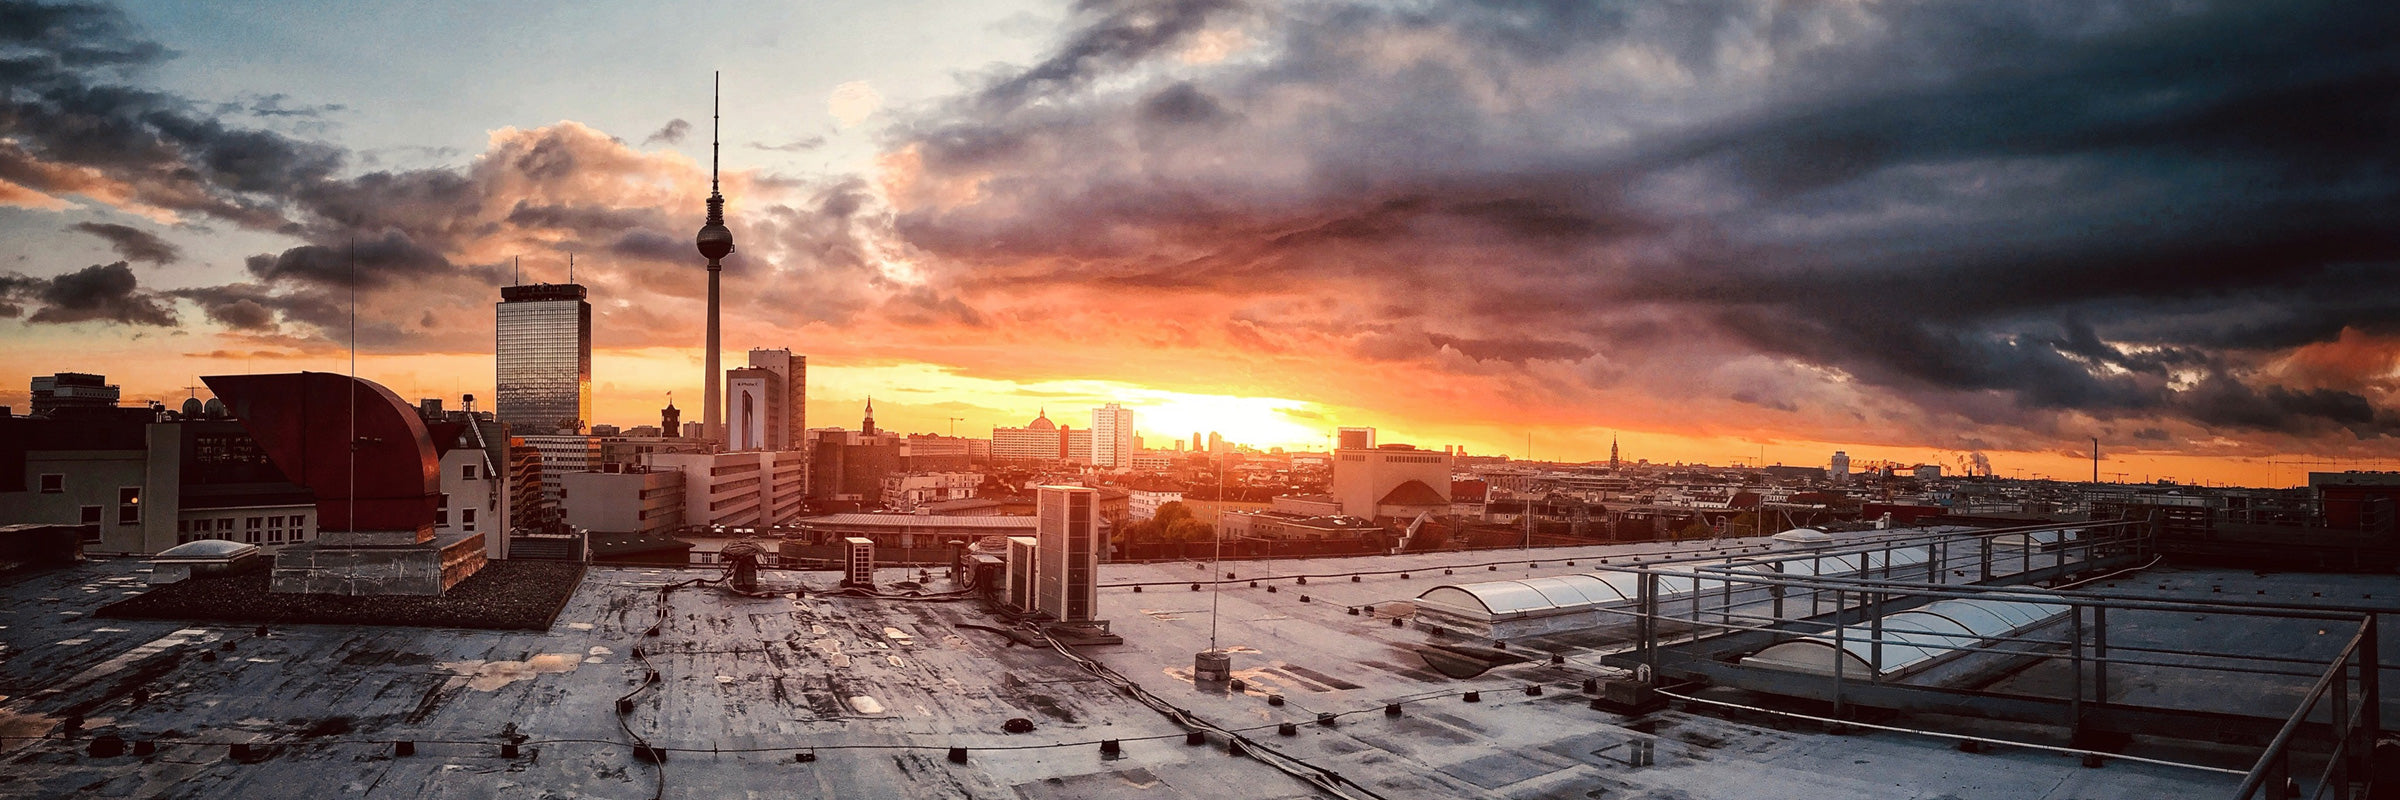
[495,283,591,436]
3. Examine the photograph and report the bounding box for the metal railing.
[1584,520,2382,796]
[2233,614,2381,800]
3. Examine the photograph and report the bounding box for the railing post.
[1979,536,1993,582]
[2054,531,2068,586]
[1869,590,1884,685]
[2331,661,2351,800]
[1771,562,1786,622]
[2070,603,2085,733]
[2093,604,2109,706]
[1812,554,1824,616]
[1832,588,1847,719]
[1641,571,1659,681]
[2362,615,2381,776]
[1692,572,1704,644]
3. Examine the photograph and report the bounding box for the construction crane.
[947,417,965,436]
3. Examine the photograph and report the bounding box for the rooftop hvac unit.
[843,537,874,587]
[1005,536,1038,614]
[1036,485,1100,623]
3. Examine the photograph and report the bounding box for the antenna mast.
[712,71,721,195]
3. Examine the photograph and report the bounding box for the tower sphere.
[697,222,733,261]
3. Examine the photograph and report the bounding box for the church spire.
[862,396,877,436]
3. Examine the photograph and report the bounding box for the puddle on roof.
[0,708,54,754]
[808,638,851,668]
[438,653,585,691]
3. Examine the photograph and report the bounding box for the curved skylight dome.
[155,539,260,560]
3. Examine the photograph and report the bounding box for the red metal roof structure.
[202,372,439,537]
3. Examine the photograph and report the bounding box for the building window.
[216,518,233,539]
[117,487,141,525]
[83,506,104,525]
[461,508,476,526]
[39,474,64,493]
[244,517,263,543]
[462,464,478,480]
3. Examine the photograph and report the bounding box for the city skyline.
[1,1,2396,489]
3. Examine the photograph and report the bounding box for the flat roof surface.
[0,531,2297,798]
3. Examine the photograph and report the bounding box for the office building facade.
[494,283,592,436]
[1090,403,1135,468]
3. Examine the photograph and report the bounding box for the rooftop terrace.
[0,526,2379,798]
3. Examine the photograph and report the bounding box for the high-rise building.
[494,282,591,436]
[1830,451,1851,482]
[29,372,119,415]
[745,348,804,448]
[1090,403,1135,468]
[1034,485,1099,623]
[726,367,781,452]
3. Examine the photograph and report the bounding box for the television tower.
[695,72,734,445]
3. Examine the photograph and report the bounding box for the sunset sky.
[2,0,2396,488]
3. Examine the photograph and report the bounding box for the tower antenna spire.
[711,71,721,196]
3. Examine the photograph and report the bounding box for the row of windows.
[176,514,311,545]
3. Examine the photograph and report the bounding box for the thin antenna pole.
[712,71,721,194]
[348,235,358,538]
[568,253,575,284]
[1210,449,1223,652]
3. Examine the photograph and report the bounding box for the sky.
[1,0,2396,488]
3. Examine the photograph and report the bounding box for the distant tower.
[862,396,877,436]
[662,395,681,435]
[1610,435,1620,471]
[1830,450,1851,483]
[694,72,735,445]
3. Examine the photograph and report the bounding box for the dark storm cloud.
[970,0,1245,111]
[642,118,691,146]
[67,220,178,263]
[507,201,656,233]
[172,283,281,331]
[241,231,450,289]
[889,0,2400,443]
[0,261,176,325]
[0,0,341,227]
[217,93,345,118]
[610,230,686,264]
